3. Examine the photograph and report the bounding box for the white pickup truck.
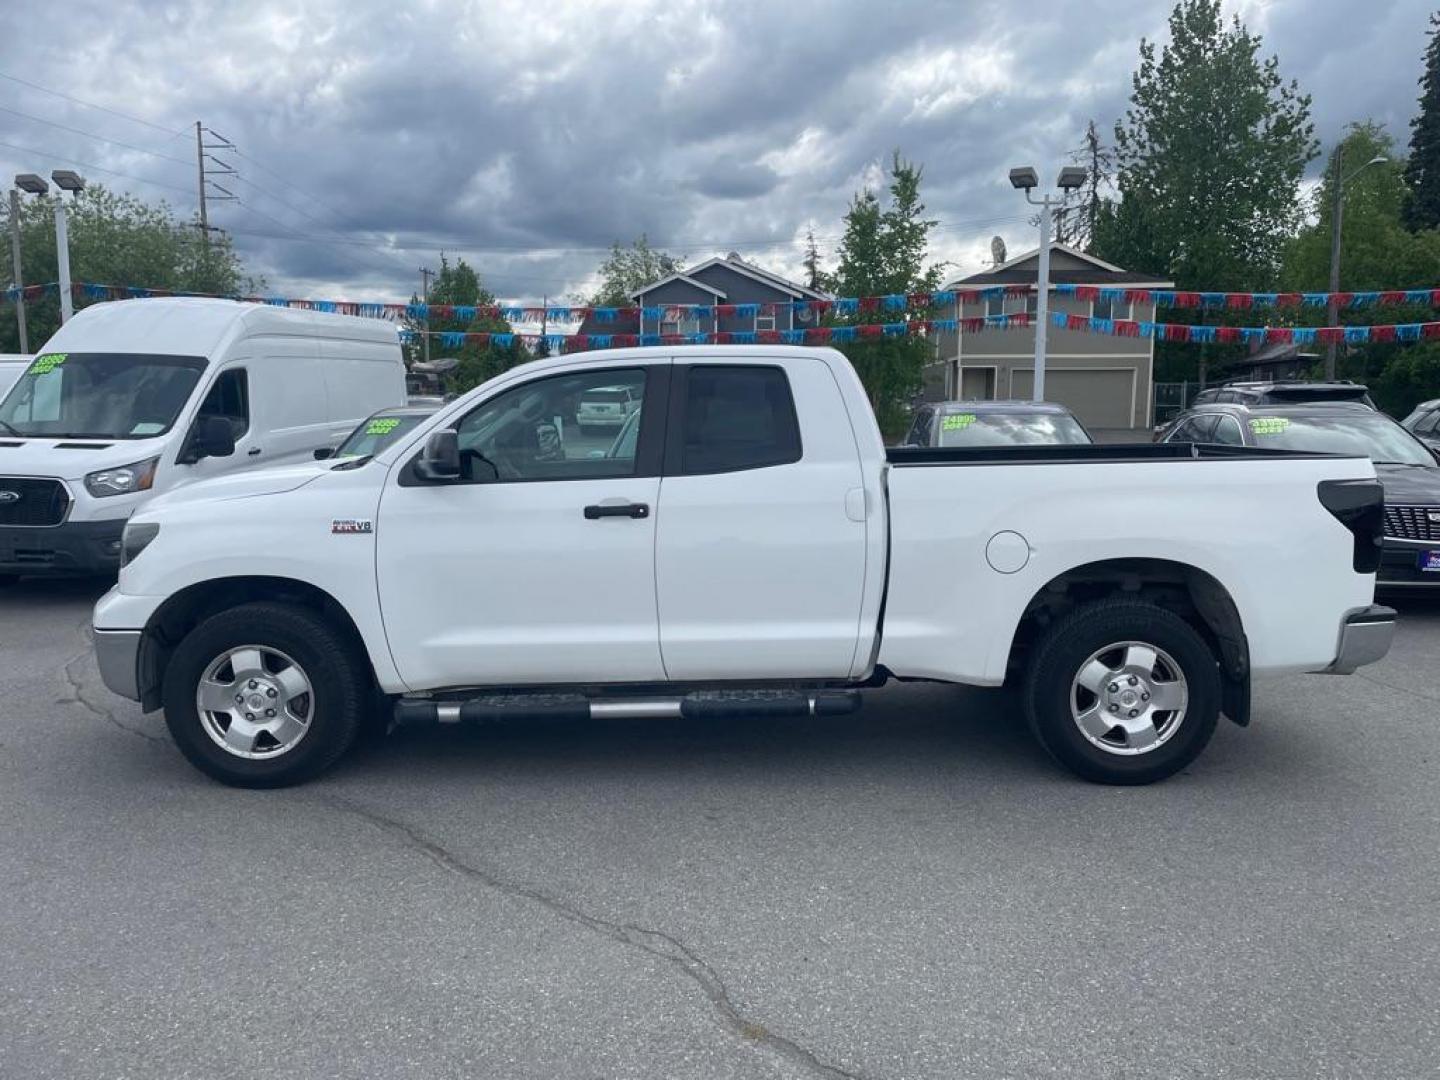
[93,346,1395,788]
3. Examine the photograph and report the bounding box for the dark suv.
[1190,380,1374,409]
[1160,401,1440,590]
[1401,398,1440,452]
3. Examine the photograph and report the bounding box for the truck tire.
[161,602,368,788]
[1023,599,1221,785]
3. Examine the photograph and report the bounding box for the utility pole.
[419,266,434,365]
[1325,144,1388,380]
[7,189,27,353]
[194,122,237,255]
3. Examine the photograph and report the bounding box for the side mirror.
[313,447,335,461]
[183,415,236,463]
[415,429,461,481]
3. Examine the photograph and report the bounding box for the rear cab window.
[670,365,802,475]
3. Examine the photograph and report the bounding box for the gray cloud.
[1,0,1433,304]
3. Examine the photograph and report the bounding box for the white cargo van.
[0,299,405,578]
[0,355,29,400]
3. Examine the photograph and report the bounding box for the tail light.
[1317,479,1384,573]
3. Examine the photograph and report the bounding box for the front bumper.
[1323,605,1397,675]
[1377,539,1440,589]
[94,628,143,701]
[0,519,125,576]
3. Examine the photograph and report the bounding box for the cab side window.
[198,368,250,440]
[1212,416,1245,445]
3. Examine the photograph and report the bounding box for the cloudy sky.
[0,0,1432,305]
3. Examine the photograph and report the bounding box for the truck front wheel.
[1023,599,1221,785]
[161,602,368,788]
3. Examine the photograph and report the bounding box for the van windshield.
[0,353,208,440]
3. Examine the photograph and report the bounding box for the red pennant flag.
[1424,322,1440,340]
[1172,292,1201,308]
[858,297,881,312]
[1074,286,1100,302]
[1124,289,1151,305]
[961,317,985,333]
[1066,314,1087,331]
[1379,292,1406,306]
[1216,326,1242,343]
[1225,293,1252,309]
[1316,327,1344,344]
[907,292,932,308]
[714,332,733,344]
[1275,293,1302,307]
[758,330,782,344]
[715,304,737,317]
[1371,324,1398,343]
[807,326,832,342]
[1331,293,1354,308]
[1116,319,1142,338]
[1265,327,1292,343]
[857,324,882,339]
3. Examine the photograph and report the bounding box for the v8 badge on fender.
[331,519,373,534]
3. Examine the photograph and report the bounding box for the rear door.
[654,357,869,680]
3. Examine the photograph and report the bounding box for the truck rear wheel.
[1023,599,1220,785]
[161,602,368,788]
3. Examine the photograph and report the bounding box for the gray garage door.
[1010,368,1136,430]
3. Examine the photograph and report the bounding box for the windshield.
[0,352,207,440]
[937,411,1092,447]
[1246,413,1435,465]
[336,413,430,457]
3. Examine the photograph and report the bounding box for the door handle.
[247,447,262,456]
[583,502,649,520]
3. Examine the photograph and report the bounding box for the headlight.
[120,521,160,568]
[85,457,159,498]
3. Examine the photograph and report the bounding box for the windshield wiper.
[0,419,22,437]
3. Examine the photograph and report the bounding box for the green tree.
[2,185,254,353]
[1282,123,1440,414]
[1404,11,1440,231]
[828,152,945,436]
[1097,0,1317,290]
[587,235,682,306]
[801,228,823,292]
[405,254,523,393]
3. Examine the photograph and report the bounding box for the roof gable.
[630,272,727,301]
[683,255,829,299]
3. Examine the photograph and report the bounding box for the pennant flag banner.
[1050,311,1440,345]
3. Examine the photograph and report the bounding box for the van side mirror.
[182,415,236,463]
[313,447,335,460]
[415,429,461,481]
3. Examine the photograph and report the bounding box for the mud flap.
[1221,670,1251,727]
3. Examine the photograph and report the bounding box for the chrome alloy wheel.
[195,645,315,760]
[1070,640,1188,756]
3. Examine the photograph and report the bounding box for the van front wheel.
[1023,600,1221,785]
[161,602,368,787]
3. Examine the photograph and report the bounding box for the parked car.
[0,298,406,579]
[0,355,30,401]
[1161,401,1440,590]
[317,405,439,460]
[575,383,641,432]
[901,401,1092,447]
[1401,398,1440,451]
[95,345,1392,789]
[1190,380,1374,408]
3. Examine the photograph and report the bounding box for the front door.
[376,363,669,691]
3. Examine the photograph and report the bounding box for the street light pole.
[1011,165,1085,402]
[6,189,27,353]
[1324,148,1387,380]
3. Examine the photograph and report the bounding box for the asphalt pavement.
[2,579,1438,1079]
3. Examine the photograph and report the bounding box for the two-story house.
[578,253,829,339]
[929,244,1173,438]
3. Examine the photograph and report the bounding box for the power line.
[0,138,195,196]
[0,105,192,168]
[233,149,342,223]
[0,70,186,137]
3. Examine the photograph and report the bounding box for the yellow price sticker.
[942,413,977,431]
[365,418,401,436]
[1248,417,1290,436]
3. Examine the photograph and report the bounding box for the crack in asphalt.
[1354,670,1440,707]
[60,645,168,745]
[319,793,866,1080]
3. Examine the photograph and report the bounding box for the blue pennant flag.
[398,329,416,344]
[736,303,761,318]
[545,334,566,351]
[406,303,428,318]
[1397,323,1423,341]
[1054,284,1077,297]
[1251,293,1277,307]
[1344,326,1372,343]
[1301,293,1328,307]
[1403,290,1431,305]
[1151,291,1175,307]
[1242,327,1265,344]
[82,283,108,299]
[931,290,956,306]
[882,322,907,336]
[492,333,514,347]
[882,294,908,310]
[546,307,572,323]
[589,334,612,348]
[1100,289,1127,304]
[1089,317,1114,336]
[732,331,757,344]
[932,318,958,332]
[1292,327,1317,345]
[591,307,618,322]
[833,298,859,315]
[641,307,663,321]
[1138,322,1157,338]
[1350,292,1379,307]
[688,306,712,321]
[683,332,708,345]
[1200,292,1226,307]
[452,305,476,321]
[314,301,336,314]
[1189,325,1217,344]
[781,329,805,344]
[831,326,856,343]
[440,331,466,348]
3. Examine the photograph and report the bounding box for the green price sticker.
[1248,417,1290,436]
[942,413,977,431]
[29,353,66,376]
[365,418,401,436]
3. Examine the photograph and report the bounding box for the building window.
[661,317,701,337]
[754,312,777,332]
[984,294,1005,318]
[1092,295,1131,321]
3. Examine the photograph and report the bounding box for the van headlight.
[85,457,159,497]
[120,521,160,568]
